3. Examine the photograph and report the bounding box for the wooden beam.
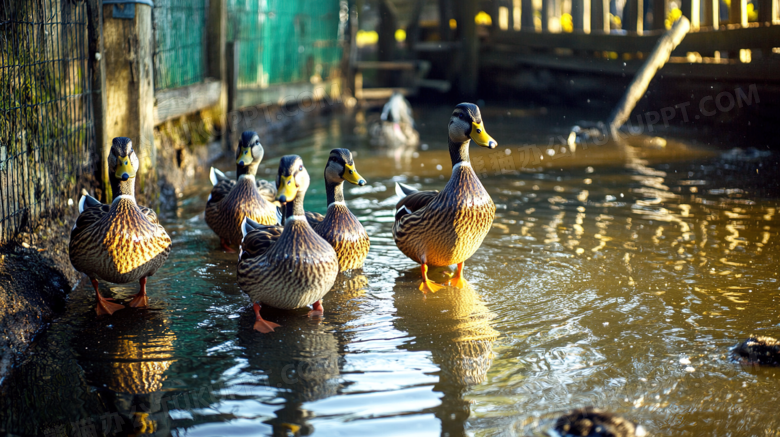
[206,0,227,150]
[572,0,592,32]
[592,0,611,32]
[731,0,748,26]
[153,79,222,125]
[758,0,779,23]
[623,0,644,33]
[87,0,109,201]
[489,25,780,53]
[235,79,341,110]
[521,0,535,30]
[541,0,553,31]
[355,61,417,70]
[681,0,701,30]
[454,0,480,97]
[703,0,719,28]
[652,0,667,30]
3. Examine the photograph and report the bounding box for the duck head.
[448,103,497,149]
[324,148,366,187]
[275,155,310,205]
[236,131,264,176]
[109,137,138,182]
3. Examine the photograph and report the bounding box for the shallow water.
[2,105,779,436]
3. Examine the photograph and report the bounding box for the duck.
[205,131,280,252]
[550,407,646,437]
[733,336,780,366]
[69,137,172,315]
[303,148,370,270]
[237,155,339,333]
[369,92,420,148]
[393,103,497,293]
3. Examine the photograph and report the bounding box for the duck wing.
[138,205,161,225]
[394,182,438,221]
[208,167,235,204]
[239,217,283,261]
[305,211,325,229]
[256,178,277,203]
[71,195,109,238]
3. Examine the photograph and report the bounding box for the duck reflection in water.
[73,307,176,436]
[393,271,498,436]
[238,306,341,436]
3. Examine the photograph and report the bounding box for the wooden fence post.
[207,0,228,151]
[592,0,610,32]
[623,0,644,33]
[681,0,700,30]
[541,0,553,31]
[87,0,109,201]
[731,0,747,26]
[572,0,592,32]
[652,0,668,30]
[102,1,156,203]
[454,0,479,97]
[758,0,779,23]
[521,0,535,29]
[703,0,719,27]
[226,41,239,148]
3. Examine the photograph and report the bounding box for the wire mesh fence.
[153,0,207,91]
[227,0,344,89]
[0,0,95,244]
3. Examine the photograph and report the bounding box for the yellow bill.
[470,121,497,148]
[276,175,297,202]
[236,147,253,165]
[342,163,366,186]
[115,158,136,179]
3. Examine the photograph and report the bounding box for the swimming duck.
[393,103,497,293]
[69,137,172,315]
[237,155,339,333]
[206,131,279,252]
[303,148,370,270]
[733,336,780,366]
[369,92,420,148]
[550,407,646,437]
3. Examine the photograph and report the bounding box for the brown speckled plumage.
[237,155,339,311]
[206,175,278,244]
[393,103,497,273]
[314,203,370,270]
[205,131,279,246]
[238,217,338,309]
[69,138,171,290]
[394,164,495,266]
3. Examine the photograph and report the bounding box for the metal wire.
[227,0,343,89]
[153,0,207,90]
[0,0,95,244]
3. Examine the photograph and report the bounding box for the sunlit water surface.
[2,105,779,436]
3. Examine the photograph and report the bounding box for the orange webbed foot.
[96,299,125,316]
[308,300,324,317]
[128,293,149,308]
[221,239,236,253]
[419,279,444,294]
[447,276,468,288]
[253,302,280,333]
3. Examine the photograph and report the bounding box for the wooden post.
[730,0,747,26]
[439,0,453,41]
[703,0,719,27]
[226,41,239,142]
[406,0,425,51]
[592,0,610,32]
[378,0,397,63]
[521,0,535,29]
[542,0,552,31]
[102,2,156,204]
[623,0,644,33]
[206,0,228,151]
[681,0,700,30]
[652,0,667,30]
[758,0,778,23]
[608,16,690,136]
[454,0,479,97]
[572,0,592,32]
[87,0,109,201]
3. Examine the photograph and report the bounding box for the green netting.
[227,0,343,88]
[153,0,207,91]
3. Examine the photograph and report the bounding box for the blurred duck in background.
[369,92,420,149]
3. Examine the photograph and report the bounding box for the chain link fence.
[0,0,96,244]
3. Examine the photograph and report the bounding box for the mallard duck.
[237,155,339,333]
[393,103,497,293]
[550,407,646,437]
[734,336,780,366]
[69,137,172,315]
[302,148,370,270]
[206,131,279,252]
[369,92,420,148]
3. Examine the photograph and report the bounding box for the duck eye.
[457,113,463,119]
[298,165,303,171]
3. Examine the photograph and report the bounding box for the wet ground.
[2,104,779,436]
